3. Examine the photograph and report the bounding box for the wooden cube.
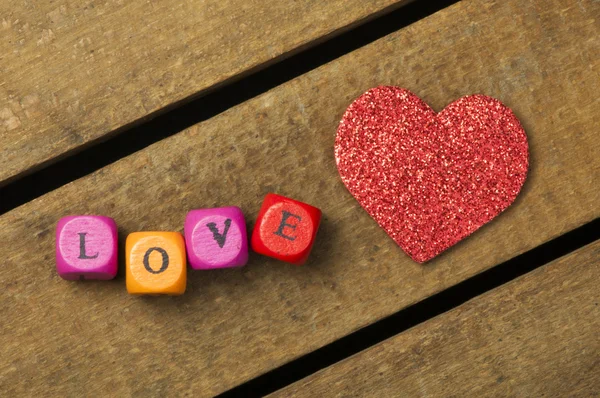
[251,193,321,265]
[56,215,118,280]
[126,232,186,295]
[184,206,248,269]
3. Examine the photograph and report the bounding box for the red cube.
[251,193,321,265]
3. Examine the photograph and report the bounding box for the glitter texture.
[335,86,529,263]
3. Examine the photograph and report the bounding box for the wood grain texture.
[0,0,409,186]
[271,241,600,397]
[1,0,599,396]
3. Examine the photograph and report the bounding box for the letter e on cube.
[251,193,321,265]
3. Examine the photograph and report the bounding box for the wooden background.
[1,0,598,396]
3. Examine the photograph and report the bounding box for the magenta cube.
[56,215,118,280]
[184,206,248,269]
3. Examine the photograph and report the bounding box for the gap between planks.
[268,239,600,397]
[0,0,422,187]
[0,0,460,214]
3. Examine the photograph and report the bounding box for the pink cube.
[56,215,118,280]
[184,206,248,269]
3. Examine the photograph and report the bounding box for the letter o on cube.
[126,232,186,295]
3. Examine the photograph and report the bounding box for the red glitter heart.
[335,86,529,263]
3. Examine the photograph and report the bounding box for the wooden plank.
[270,241,600,397]
[1,0,599,396]
[0,0,410,186]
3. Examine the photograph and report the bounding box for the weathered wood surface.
[1,0,599,396]
[271,241,600,397]
[0,0,410,186]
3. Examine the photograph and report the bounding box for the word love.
[56,193,322,295]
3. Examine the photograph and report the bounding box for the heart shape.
[335,86,529,263]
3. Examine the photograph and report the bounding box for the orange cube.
[126,232,186,295]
